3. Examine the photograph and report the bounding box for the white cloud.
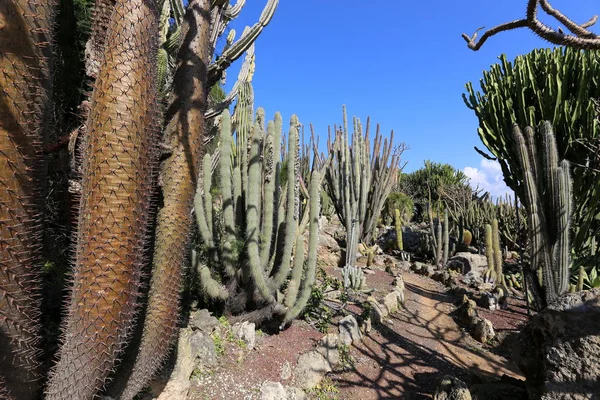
[463,158,512,200]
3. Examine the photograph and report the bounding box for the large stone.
[454,295,479,327]
[232,321,256,350]
[448,253,488,275]
[260,381,288,400]
[338,315,362,345]
[512,289,600,399]
[383,291,402,314]
[433,375,471,400]
[188,309,219,333]
[293,351,332,390]
[155,328,217,400]
[316,333,340,369]
[367,297,389,324]
[472,318,495,344]
[285,386,306,400]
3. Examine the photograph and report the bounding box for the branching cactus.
[193,108,322,328]
[514,122,572,307]
[324,106,406,280]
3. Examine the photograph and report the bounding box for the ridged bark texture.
[0,1,54,398]
[45,0,160,398]
[120,0,211,398]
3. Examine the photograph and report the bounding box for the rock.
[260,381,288,400]
[393,275,405,305]
[512,289,600,399]
[316,333,340,369]
[367,297,389,324]
[318,215,328,229]
[318,229,341,253]
[396,260,412,272]
[338,315,362,345]
[285,386,306,400]
[383,291,402,314]
[155,328,217,400]
[448,253,488,275]
[232,321,256,350]
[470,383,527,400]
[281,361,292,380]
[360,316,372,334]
[432,270,456,286]
[293,351,332,390]
[454,295,479,327]
[479,292,498,310]
[433,375,471,400]
[472,318,495,343]
[461,270,483,287]
[188,309,219,333]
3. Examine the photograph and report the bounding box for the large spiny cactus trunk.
[0,1,54,398]
[119,1,211,398]
[44,0,160,398]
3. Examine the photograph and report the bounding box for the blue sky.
[224,1,598,197]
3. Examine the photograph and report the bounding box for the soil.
[183,265,528,399]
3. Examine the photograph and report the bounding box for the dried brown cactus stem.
[0,1,55,398]
[118,0,212,399]
[45,0,160,398]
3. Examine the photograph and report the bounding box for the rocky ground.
[140,220,534,399]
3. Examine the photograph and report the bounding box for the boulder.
[433,375,471,400]
[188,309,219,333]
[382,291,402,314]
[472,318,495,344]
[512,289,600,399]
[260,381,288,400]
[454,295,479,327]
[316,333,340,369]
[293,351,332,390]
[232,321,256,350]
[448,253,488,275]
[338,315,362,345]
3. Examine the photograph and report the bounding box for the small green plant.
[211,332,225,356]
[308,377,340,400]
[337,344,355,371]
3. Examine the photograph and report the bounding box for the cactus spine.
[514,122,572,306]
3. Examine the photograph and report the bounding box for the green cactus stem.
[394,208,404,251]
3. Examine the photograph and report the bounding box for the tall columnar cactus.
[45,0,160,398]
[394,208,404,251]
[324,106,406,272]
[483,219,504,286]
[514,122,572,306]
[0,1,54,398]
[193,108,322,328]
[429,208,449,268]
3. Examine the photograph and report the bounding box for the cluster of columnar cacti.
[428,209,450,268]
[0,0,279,398]
[194,108,321,327]
[483,220,503,285]
[324,106,404,279]
[464,47,599,270]
[514,122,572,307]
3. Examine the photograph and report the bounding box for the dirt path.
[331,271,523,399]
